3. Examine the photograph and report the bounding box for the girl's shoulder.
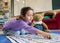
[6,18,16,23]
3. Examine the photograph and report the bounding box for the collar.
[34,21,42,24]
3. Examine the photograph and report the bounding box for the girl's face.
[23,10,33,22]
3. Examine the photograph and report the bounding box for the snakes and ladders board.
[7,33,60,43]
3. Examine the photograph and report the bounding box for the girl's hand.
[36,29,51,39]
[41,32,51,39]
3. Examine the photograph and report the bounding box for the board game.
[7,33,60,43]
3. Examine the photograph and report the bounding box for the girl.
[3,7,50,38]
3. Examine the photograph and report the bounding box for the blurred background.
[0,0,60,31]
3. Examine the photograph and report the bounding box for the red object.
[42,12,60,30]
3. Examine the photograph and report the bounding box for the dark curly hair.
[21,7,33,16]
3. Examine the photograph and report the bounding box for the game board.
[7,33,60,43]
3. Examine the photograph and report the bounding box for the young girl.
[3,7,50,38]
[33,14,49,32]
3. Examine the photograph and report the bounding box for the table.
[0,30,60,43]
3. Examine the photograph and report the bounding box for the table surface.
[0,30,60,43]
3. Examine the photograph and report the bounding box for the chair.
[43,12,60,30]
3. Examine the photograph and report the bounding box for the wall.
[14,0,24,16]
[25,0,52,12]
[14,0,52,16]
